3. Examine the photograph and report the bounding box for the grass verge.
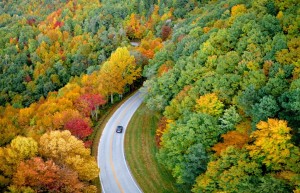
[125,103,182,193]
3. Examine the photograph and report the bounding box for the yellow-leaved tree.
[246,118,300,189]
[195,93,224,116]
[247,119,300,171]
[39,130,99,181]
[0,136,38,186]
[99,47,141,103]
[246,119,300,192]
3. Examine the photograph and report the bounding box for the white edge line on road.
[99,91,144,193]
[99,135,106,193]
[122,136,143,193]
[122,95,143,193]
[100,175,106,193]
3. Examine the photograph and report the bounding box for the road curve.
[98,91,144,193]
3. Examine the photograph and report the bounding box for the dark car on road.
[116,126,123,133]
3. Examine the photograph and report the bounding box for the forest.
[0,0,299,192]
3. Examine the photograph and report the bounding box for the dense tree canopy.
[1,0,299,192]
[0,0,169,191]
[141,0,300,192]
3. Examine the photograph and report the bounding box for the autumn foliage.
[64,118,93,140]
[125,14,146,40]
[136,36,163,59]
[195,93,224,116]
[247,119,300,171]
[75,93,106,118]
[142,0,300,192]
[157,62,173,77]
[212,130,249,155]
[155,117,168,147]
[12,157,85,192]
[231,4,247,17]
[1,0,300,192]
[161,25,172,41]
[99,47,141,103]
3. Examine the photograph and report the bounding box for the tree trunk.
[110,93,114,104]
[95,106,99,120]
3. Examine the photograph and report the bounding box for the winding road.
[98,91,144,193]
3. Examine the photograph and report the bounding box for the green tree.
[192,147,262,193]
[250,95,280,127]
[279,88,300,128]
[219,106,242,133]
[157,112,220,185]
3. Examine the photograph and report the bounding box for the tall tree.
[100,47,141,103]
[75,93,106,119]
[157,112,220,185]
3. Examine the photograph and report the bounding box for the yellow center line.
[110,132,124,193]
[109,95,140,193]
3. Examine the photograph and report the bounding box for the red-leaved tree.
[75,93,106,119]
[64,118,93,140]
[161,25,171,41]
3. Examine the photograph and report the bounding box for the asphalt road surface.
[98,91,144,193]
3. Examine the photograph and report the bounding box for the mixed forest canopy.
[0,0,167,192]
[0,0,300,192]
[141,0,300,192]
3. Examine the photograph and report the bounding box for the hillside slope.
[141,0,300,192]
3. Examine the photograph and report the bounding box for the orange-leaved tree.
[155,117,174,147]
[125,13,146,40]
[11,157,86,192]
[136,34,163,59]
[212,130,249,155]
